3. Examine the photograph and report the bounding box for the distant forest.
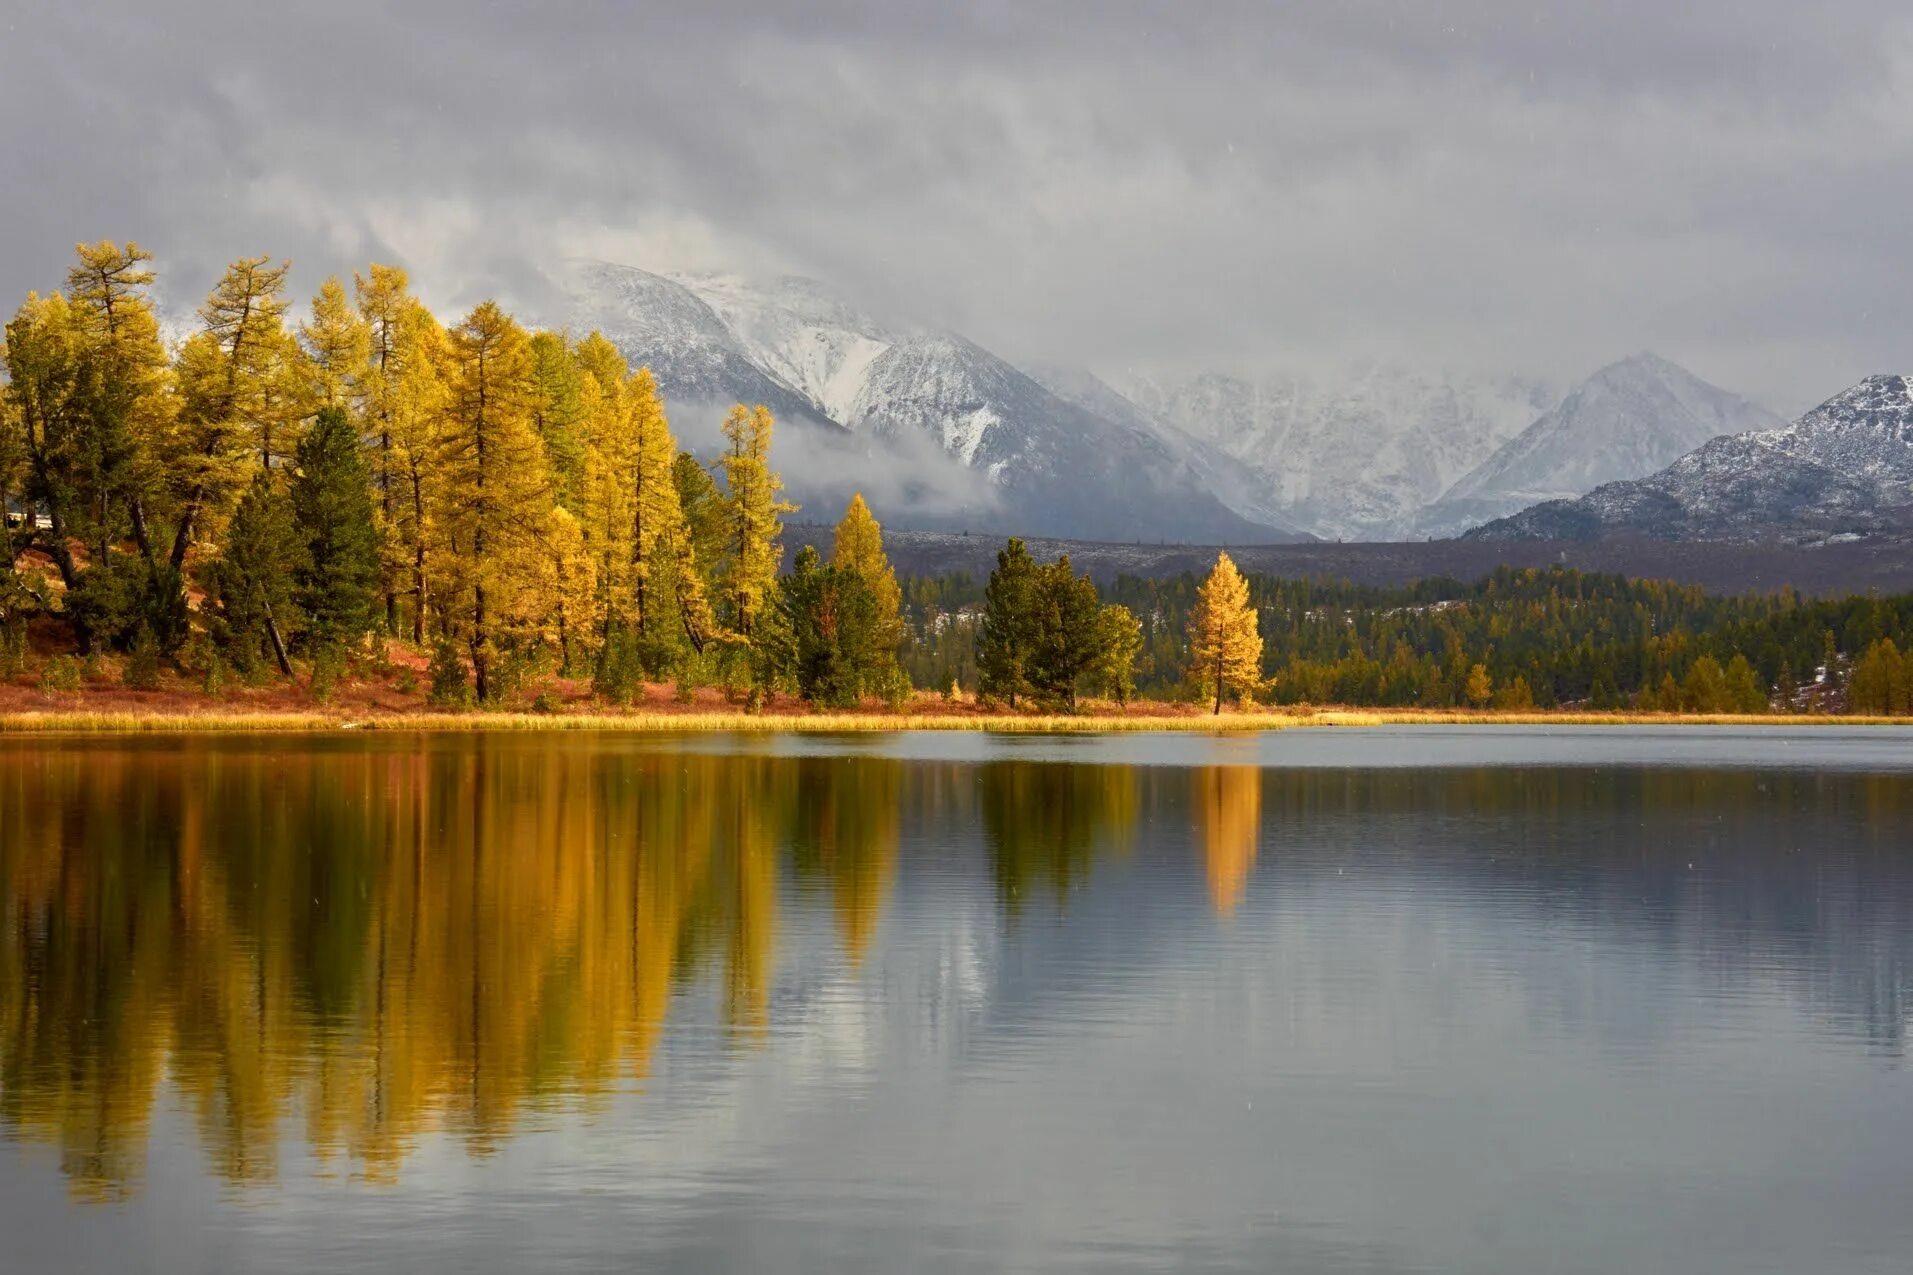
[901,564,1913,714]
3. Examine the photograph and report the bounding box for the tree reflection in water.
[5,738,1911,1202]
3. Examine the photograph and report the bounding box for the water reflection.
[0,733,1910,1269]
[981,762,1137,913]
[0,741,907,1196]
[1197,767,1261,915]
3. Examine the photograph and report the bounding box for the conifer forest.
[4,243,1911,716]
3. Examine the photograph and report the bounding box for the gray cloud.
[4,1,1910,411]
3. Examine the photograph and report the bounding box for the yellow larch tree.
[355,263,413,630]
[831,492,903,642]
[299,276,370,414]
[391,303,453,645]
[62,241,176,566]
[577,343,711,676]
[576,334,637,644]
[714,403,793,644]
[532,503,597,674]
[527,330,588,516]
[1465,662,1494,707]
[170,255,298,569]
[1189,551,1263,714]
[627,367,692,641]
[437,300,550,701]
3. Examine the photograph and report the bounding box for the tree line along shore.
[3,242,1911,725]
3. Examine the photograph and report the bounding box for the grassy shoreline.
[1,706,1907,734]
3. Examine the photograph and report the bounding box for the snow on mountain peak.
[1466,372,1913,544]
[558,261,1806,548]
[561,261,1303,542]
[671,272,903,426]
[1122,363,1554,540]
[1414,353,1782,537]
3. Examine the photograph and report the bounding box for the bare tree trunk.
[170,482,204,571]
[410,465,428,646]
[263,599,293,677]
[412,544,427,646]
[129,498,154,564]
[45,508,79,592]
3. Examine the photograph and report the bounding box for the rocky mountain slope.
[560,263,1807,547]
[1414,353,1780,538]
[562,261,839,433]
[1123,365,1555,541]
[562,264,1307,543]
[1468,375,1913,543]
[1025,365,1305,536]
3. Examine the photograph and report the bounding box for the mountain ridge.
[1123,365,1555,540]
[1415,352,1782,538]
[1468,375,1913,543]
[556,260,1844,549]
[562,262,1310,543]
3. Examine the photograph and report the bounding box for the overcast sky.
[5,1,1910,411]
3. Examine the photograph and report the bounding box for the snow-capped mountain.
[562,260,839,433]
[561,264,1307,543]
[1027,365,1306,536]
[1123,365,1555,541]
[1414,353,1782,539]
[1469,375,1913,543]
[675,271,899,426]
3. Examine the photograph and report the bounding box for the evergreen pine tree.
[211,472,303,676]
[674,450,728,575]
[1029,555,1102,709]
[1847,640,1907,715]
[776,545,845,705]
[1775,661,1798,711]
[1682,655,1728,712]
[1723,654,1767,714]
[978,537,1038,708]
[1090,603,1143,704]
[291,405,382,654]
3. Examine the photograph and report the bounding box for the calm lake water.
[2,727,1911,1274]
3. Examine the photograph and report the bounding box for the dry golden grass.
[1300,708,1911,727]
[0,705,1906,734]
[0,708,1301,734]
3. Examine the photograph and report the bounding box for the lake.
[2,727,1910,1273]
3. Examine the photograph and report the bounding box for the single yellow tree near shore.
[1189,552,1262,715]
[831,492,902,629]
[1465,663,1493,707]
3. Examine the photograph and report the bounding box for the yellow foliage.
[0,742,921,1193]
[437,301,553,699]
[832,491,905,651]
[1189,551,1263,714]
[1466,663,1494,707]
[716,404,794,641]
[299,276,370,411]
